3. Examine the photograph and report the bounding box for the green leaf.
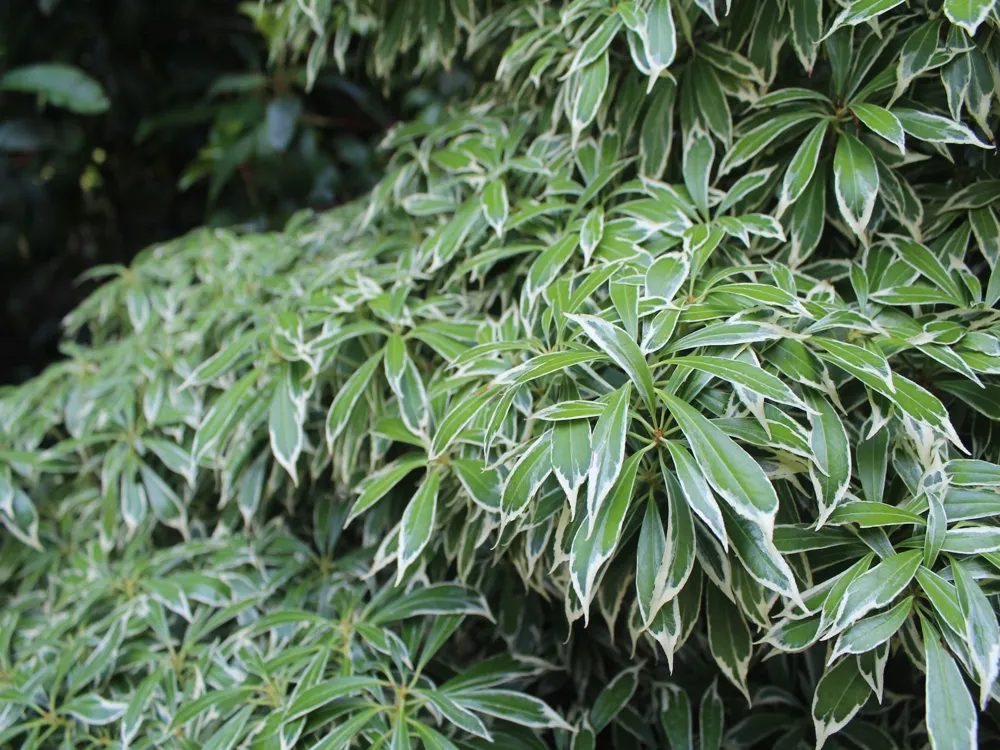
[779,119,829,212]
[497,350,604,388]
[580,207,604,263]
[452,458,502,512]
[833,132,879,237]
[827,550,922,636]
[481,180,509,236]
[570,451,642,615]
[568,314,655,412]
[350,454,428,522]
[828,501,925,528]
[586,384,632,532]
[831,0,907,29]
[60,693,127,725]
[636,497,668,626]
[720,502,801,602]
[645,252,689,302]
[423,690,492,740]
[893,108,990,147]
[185,330,260,386]
[398,470,441,580]
[682,127,714,217]
[789,0,824,73]
[369,584,491,624]
[570,13,623,73]
[852,104,905,154]
[202,705,253,750]
[894,239,965,304]
[947,459,1000,486]
[269,367,303,485]
[308,708,382,750]
[571,52,610,143]
[430,387,497,459]
[454,690,571,731]
[590,666,639,732]
[811,657,871,749]
[699,681,724,750]
[952,559,1000,708]
[669,355,810,412]
[922,617,978,750]
[525,235,579,300]
[941,526,1000,554]
[660,467,697,606]
[286,677,383,722]
[663,440,727,549]
[500,433,552,527]
[0,63,110,114]
[326,350,384,450]
[706,584,752,702]
[829,596,913,662]
[659,685,693,750]
[807,393,852,526]
[645,0,677,82]
[944,0,996,36]
[916,567,967,635]
[856,428,889,505]
[660,390,779,535]
[192,368,258,462]
[719,112,822,175]
[813,337,894,395]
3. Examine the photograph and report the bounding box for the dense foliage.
[4,0,1000,747]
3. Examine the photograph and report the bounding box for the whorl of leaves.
[3,1,1000,748]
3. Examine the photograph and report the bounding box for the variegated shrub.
[3,0,1000,748]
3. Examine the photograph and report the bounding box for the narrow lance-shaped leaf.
[501,432,553,528]
[893,108,990,147]
[659,685,693,750]
[852,103,905,154]
[682,127,714,218]
[663,440,727,549]
[568,314,656,412]
[570,451,643,618]
[590,665,640,732]
[807,392,851,527]
[833,132,879,237]
[660,390,779,536]
[193,368,258,462]
[952,559,1000,709]
[922,616,978,750]
[830,0,907,30]
[636,496,667,626]
[811,656,872,749]
[699,681,724,750]
[326,350,384,450]
[706,584,752,703]
[571,52,610,144]
[829,596,913,663]
[944,0,996,37]
[586,383,631,534]
[269,367,304,485]
[779,119,828,214]
[644,0,677,85]
[398,471,441,581]
[481,180,508,237]
[669,355,811,412]
[827,550,922,636]
[653,467,697,614]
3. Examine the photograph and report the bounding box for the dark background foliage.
[0,0,400,384]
